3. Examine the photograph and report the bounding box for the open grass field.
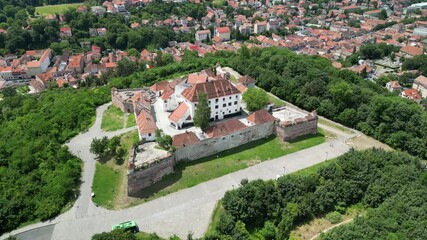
[129,132,325,203]
[92,163,122,208]
[35,3,82,16]
[92,131,139,209]
[101,105,125,131]
[126,113,136,128]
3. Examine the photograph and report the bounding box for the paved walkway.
[2,103,356,240]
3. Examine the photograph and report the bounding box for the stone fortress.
[111,66,318,195]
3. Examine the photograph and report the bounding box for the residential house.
[195,29,211,41]
[400,46,424,58]
[386,81,403,92]
[412,75,427,98]
[267,20,280,31]
[60,27,72,37]
[26,49,52,77]
[215,27,231,41]
[400,88,421,103]
[364,9,382,18]
[67,54,85,73]
[254,21,268,34]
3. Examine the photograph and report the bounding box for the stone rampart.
[175,121,275,162]
[276,116,318,141]
[127,155,175,196]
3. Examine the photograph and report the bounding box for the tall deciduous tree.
[194,92,210,131]
[90,136,109,158]
[243,88,269,111]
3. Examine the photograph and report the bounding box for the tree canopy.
[242,88,269,112]
[194,92,211,131]
[209,149,426,239]
[0,87,110,234]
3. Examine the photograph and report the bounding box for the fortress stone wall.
[127,109,318,195]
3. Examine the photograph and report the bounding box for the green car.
[112,220,139,233]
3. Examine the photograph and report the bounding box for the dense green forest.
[206,149,427,239]
[0,87,110,234]
[110,47,427,160]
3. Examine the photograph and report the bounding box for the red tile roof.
[216,26,230,34]
[161,90,174,100]
[187,73,208,84]
[400,46,423,56]
[172,131,200,148]
[205,119,246,138]
[151,81,169,92]
[402,89,421,100]
[136,110,156,135]
[182,80,241,102]
[169,102,189,123]
[246,109,277,125]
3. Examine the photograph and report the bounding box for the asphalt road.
[14,224,55,240]
[2,103,355,240]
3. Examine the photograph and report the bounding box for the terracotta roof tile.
[169,102,189,123]
[246,109,277,125]
[182,79,240,102]
[400,46,423,56]
[136,110,156,135]
[216,26,230,33]
[151,81,169,92]
[205,119,246,138]
[172,131,200,148]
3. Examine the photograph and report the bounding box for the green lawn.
[135,133,325,201]
[92,163,122,208]
[126,113,136,128]
[35,3,82,16]
[92,131,139,209]
[102,105,125,131]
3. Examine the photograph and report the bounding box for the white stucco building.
[168,79,242,129]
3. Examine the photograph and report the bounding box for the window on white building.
[228,102,231,106]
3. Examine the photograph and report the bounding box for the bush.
[325,211,342,224]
